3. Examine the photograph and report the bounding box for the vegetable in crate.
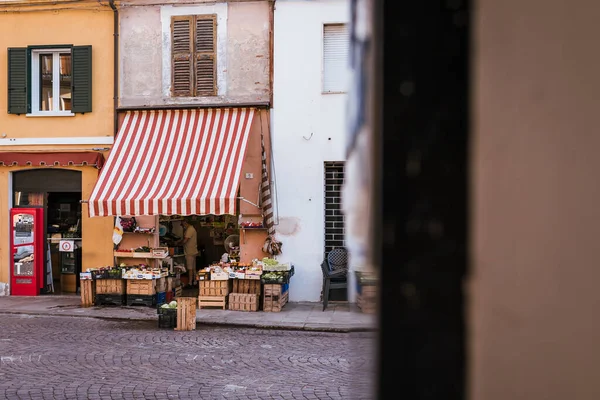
[262,257,278,266]
[161,301,178,309]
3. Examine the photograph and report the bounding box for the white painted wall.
[272,0,351,302]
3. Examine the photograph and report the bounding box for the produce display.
[85,264,168,279]
[259,258,294,283]
[134,246,152,253]
[197,260,263,280]
[160,301,178,309]
[260,257,292,271]
[261,271,289,284]
[87,266,123,279]
[122,266,168,279]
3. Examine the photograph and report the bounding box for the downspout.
[268,0,274,108]
[109,0,119,136]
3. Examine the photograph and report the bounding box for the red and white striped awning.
[88,108,254,217]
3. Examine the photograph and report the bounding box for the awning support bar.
[238,196,260,208]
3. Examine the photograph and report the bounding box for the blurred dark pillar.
[378,1,470,399]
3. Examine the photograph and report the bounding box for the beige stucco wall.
[0,5,115,292]
[470,0,600,399]
[119,0,271,107]
[0,6,114,139]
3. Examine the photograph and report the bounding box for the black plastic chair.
[321,248,349,311]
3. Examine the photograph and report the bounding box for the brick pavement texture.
[0,315,376,400]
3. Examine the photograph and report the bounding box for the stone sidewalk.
[0,294,377,332]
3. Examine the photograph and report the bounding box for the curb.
[0,311,377,333]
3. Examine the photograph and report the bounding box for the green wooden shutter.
[7,47,28,114]
[71,45,92,113]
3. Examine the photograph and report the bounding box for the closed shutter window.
[171,15,217,97]
[323,24,349,93]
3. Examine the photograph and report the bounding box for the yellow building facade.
[0,1,115,295]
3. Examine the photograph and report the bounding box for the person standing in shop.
[179,217,199,287]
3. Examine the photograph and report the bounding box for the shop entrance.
[158,215,239,287]
[12,169,82,295]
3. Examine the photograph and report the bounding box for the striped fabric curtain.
[28,193,45,206]
[260,133,275,236]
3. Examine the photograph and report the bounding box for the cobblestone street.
[0,314,376,400]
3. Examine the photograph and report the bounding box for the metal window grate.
[324,161,345,255]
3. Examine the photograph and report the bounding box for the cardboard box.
[79,272,92,280]
[211,271,229,281]
[152,247,168,257]
[245,270,262,280]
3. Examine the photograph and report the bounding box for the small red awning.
[0,152,105,169]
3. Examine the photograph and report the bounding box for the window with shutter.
[171,15,217,97]
[323,24,350,93]
[6,45,93,116]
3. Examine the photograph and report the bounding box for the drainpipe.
[109,0,119,136]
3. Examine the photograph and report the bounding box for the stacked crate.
[126,279,157,306]
[229,279,261,311]
[263,284,289,312]
[198,280,231,309]
[95,278,126,306]
[175,297,197,331]
[356,284,377,314]
[80,278,95,307]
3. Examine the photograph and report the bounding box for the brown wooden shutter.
[195,15,217,96]
[171,16,194,97]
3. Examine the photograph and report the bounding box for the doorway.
[12,169,82,295]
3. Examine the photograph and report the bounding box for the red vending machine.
[10,208,45,296]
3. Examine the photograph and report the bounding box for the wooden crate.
[126,279,156,295]
[263,284,289,312]
[80,280,95,307]
[228,293,259,311]
[357,293,377,314]
[357,285,377,313]
[232,279,261,295]
[360,285,377,298]
[95,279,125,295]
[175,297,196,331]
[199,280,231,296]
[198,295,227,310]
[263,283,284,297]
[174,285,183,297]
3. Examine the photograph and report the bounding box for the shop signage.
[59,240,74,252]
